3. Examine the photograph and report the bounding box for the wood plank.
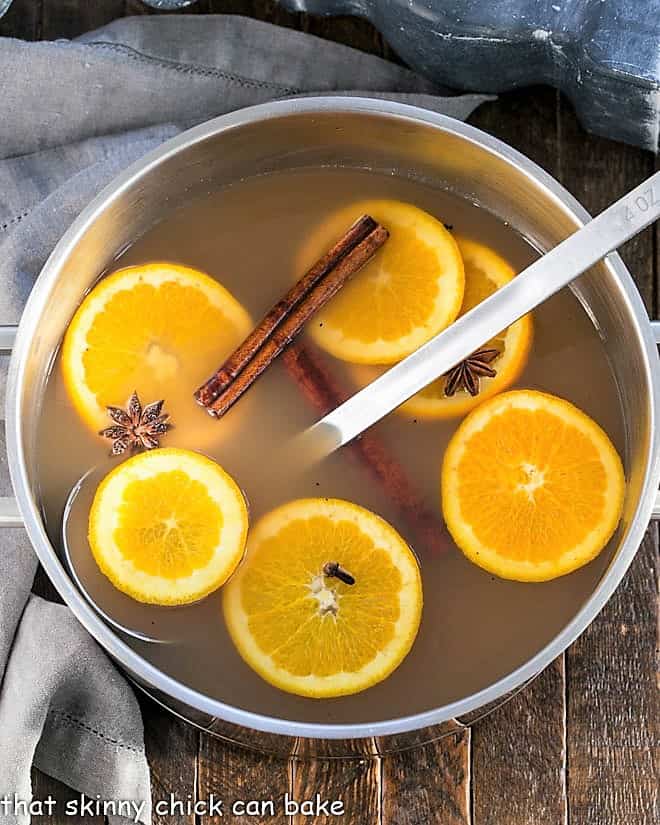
[40,0,125,39]
[203,0,302,30]
[382,731,470,825]
[31,771,104,825]
[141,699,198,825]
[566,530,658,825]
[557,94,658,825]
[124,0,153,14]
[205,0,384,56]
[471,659,567,825]
[292,755,381,824]
[298,9,383,57]
[0,0,40,40]
[198,734,290,824]
[469,86,561,172]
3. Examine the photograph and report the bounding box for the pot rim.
[7,97,660,740]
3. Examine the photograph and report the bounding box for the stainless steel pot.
[2,98,659,757]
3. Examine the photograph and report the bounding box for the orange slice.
[301,200,464,364]
[89,448,248,605]
[223,498,423,698]
[400,236,533,419]
[441,390,625,582]
[62,263,252,432]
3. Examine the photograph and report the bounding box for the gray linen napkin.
[0,14,490,823]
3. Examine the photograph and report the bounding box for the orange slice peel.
[302,199,464,364]
[441,390,625,582]
[89,448,248,605]
[223,497,423,697]
[62,263,253,432]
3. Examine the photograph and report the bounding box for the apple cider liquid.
[36,168,625,725]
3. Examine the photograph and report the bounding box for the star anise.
[443,348,500,397]
[99,391,172,456]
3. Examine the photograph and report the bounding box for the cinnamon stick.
[283,344,449,557]
[195,215,387,413]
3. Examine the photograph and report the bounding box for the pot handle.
[0,324,23,527]
[652,321,660,520]
[1,322,659,524]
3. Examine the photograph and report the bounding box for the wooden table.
[2,2,657,823]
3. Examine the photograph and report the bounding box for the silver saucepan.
[2,99,659,757]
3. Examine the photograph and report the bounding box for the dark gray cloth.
[0,14,490,823]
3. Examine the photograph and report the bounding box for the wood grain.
[0,0,40,39]
[141,700,198,825]
[205,0,385,55]
[198,734,290,824]
[40,0,126,39]
[30,771,104,825]
[469,85,561,173]
[382,731,470,825]
[471,659,567,825]
[292,755,381,824]
[565,531,659,825]
[204,0,300,28]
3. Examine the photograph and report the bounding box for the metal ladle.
[2,172,658,643]
[302,171,660,458]
[61,466,221,644]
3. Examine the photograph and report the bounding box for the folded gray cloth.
[0,13,490,823]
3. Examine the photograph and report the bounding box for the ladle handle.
[309,171,660,452]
